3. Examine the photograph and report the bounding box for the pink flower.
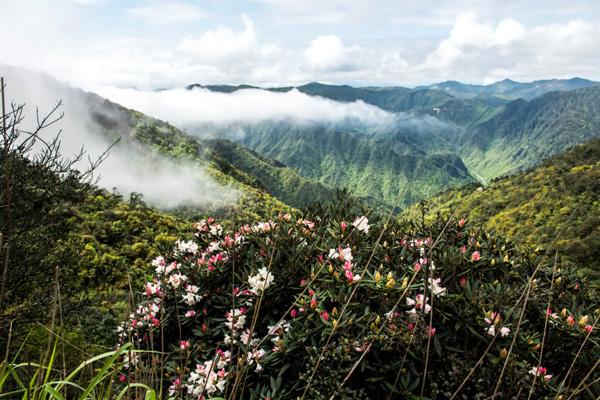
[471,251,481,261]
[529,366,552,382]
[185,310,196,318]
[179,340,190,350]
[344,260,352,271]
[584,324,593,333]
[460,245,467,254]
[567,315,575,327]
[291,309,298,318]
[119,374,126,382]
[427,327,436,337]
[345,269,354,283]
[414,262,421,272]
[320,311,329,321]
[407,322,415,331]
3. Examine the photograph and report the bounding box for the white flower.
[248,267,274,293]
[486,325,496,336]
[152,256,166,275]
[210,224,223,236]
[226,309,247,330]
[500,326,511,337]
[246,348,266,372]
[406,294,431,314]
[175,240,199,255]
[182,291,201,305]
[165,262,177,274]
[207,241,221,253]
[428,277,447,297]
[328,247,353,262]
[168,273,187,288]
[352,216,370,234]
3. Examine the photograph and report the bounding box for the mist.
[94,86,397,126]
[94,84,458,144]
[0,65,239,208]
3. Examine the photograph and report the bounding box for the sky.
[2,0,600,89]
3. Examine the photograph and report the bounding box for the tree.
[0,77,108,348]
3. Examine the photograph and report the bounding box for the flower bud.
[374,271,381,283]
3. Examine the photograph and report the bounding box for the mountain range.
[186,78,600,207]
[3,63,600,212]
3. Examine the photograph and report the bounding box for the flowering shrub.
[118,198,599,399]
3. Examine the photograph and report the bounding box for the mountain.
[404,139,600,276]
[0,64,334,213]
[459,86,600,178]
[420,77,599,100]
[198,120,474,209]
[178,79,600,208]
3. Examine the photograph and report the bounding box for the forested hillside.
[404,139,600,277]
[458,87,600,178]
[190,81,600,202]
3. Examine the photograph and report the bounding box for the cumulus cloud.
[176,14,261,63]
[127,3,208,24]
[2,1,600,89]
[413,13,600,82]
[304,35,358,71]
[94,86,396,126]
[0,65,238,209]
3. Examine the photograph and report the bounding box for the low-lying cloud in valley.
[95,86,395,126]
[1,65,239,208]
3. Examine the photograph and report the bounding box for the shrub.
[119,198,599,399]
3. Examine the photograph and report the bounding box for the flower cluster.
[116,211,598,399]
[247,267,275,294]
[483,311,511,337]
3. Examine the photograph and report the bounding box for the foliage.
[460,86,600,179]
[227,120,473,208]
[405,139,600,279]
[0,340,157,400]
[120,194,599,399]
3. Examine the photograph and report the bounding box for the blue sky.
[3,0,600,89]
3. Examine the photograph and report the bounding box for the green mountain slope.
[404,139,600,275]
[202,138,335,207]
[420,77,599,100]
[460,86,600,179]
[234,121,474,208]
[187,81,600,208]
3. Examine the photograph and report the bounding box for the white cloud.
[94,86,395,126]
[2,1,600,89]
[128,3,208,24]
[305,35,357,71]
[0,64,239,209]
[176,14,260,63]
[415,13,600,82]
